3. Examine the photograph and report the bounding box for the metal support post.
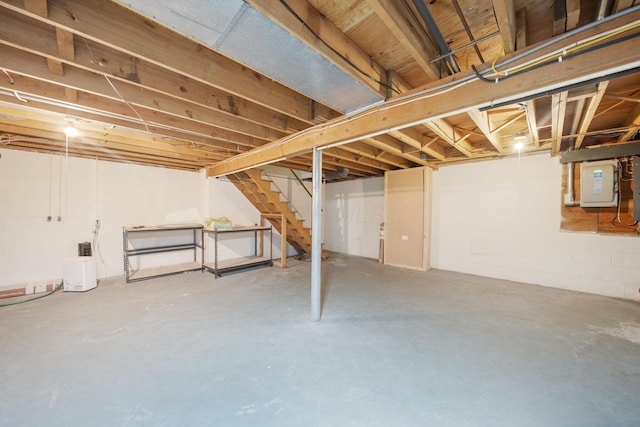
[311,147,322,321]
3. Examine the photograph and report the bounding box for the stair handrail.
[261,169,311,224]
[290,169,312,198]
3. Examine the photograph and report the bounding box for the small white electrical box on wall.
[580,160,618,207]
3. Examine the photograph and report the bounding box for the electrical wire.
[488,21,640,80]
[611,159,638,227]
[277,0,401,96]
[0,283,63,308]
[211,6,640,172]
[93,157,106,266]
[1,68,15,84]
[81,38,152,133]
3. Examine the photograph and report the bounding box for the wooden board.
[384,167,431,270]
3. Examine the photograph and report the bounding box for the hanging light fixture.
[64,126,78,137]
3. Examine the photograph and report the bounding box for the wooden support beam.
[493,0,517,53]
[553,0,568,36]
[0,106,224,161]
[524,100,540,147]
[206,10,640,176]
[0,0,317,121]
[363,135,434,167]
[0,8,315,133]
[260,214,286,268]
[23,0,46,16]
[515,8,527,51]
[569,98,586,139]
[575,81,609,148]
[619,102,640,143]
[365,0,442,80]
[246,0,391,99]
[551,91,568,155]
[390,129,447,160]
[0,72,278,146]
[466,110,507,153]
[64,86,77,102]
[612,0,636,13]
[0,94,252,154]
[340,141,411,169]
[424,120,475,157]
[566,0,581,31]
[46,58,64,76]
[55,27,75,61]
[605,94,640,103]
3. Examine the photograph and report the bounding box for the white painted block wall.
[432,153,640,301]
[323,154,639,301]
[207,175,297,261]
[0,148,205,287]
[324,177,384,259]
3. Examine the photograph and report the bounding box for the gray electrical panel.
[580,160,618,208]
[634,158,639,222]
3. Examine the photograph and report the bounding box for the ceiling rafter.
[365,0,442,81]
[246,0,393,99]
[423,120,475,157]
[493,0,516,54]
[0,12,311,134]
[550,91,568,155]
[0,0,316,121]
[207,11,640,176]
[619,101,640,142]
[574,81,610,149]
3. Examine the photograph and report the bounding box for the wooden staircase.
[228,168,314,257]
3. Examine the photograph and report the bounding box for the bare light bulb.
[514,141,524,151]
[64,126,78,137]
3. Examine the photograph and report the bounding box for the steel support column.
[311,147,322,321]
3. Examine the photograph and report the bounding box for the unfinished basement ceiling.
[0,1,638,178]
[115,0,383,113]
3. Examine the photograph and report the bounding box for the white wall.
[263,166,312,226]
[0,148,305,291]
[324,176,384,259]
[432,153,640,301]
[0,148,204,288]
[207,176,297,261]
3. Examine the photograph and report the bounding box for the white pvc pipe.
[311,147,322,321]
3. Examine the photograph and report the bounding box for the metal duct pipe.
[323,167,349,181]
[410,0,460,73]
[564,162,580,206]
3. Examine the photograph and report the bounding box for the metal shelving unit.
[123,224,203,283]
[203,225,273,278]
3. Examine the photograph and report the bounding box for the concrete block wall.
[207,176,296,261]
[431,153,640,301]
[0,148,205,292]
[324,176,384,259]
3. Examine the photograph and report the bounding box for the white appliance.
[63,257,97,292]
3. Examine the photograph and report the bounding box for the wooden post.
[260,214,287,268]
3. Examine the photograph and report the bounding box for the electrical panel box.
[634,158,639,222]
[580,160,618,208]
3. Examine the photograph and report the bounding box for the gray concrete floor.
[1,254,639,427]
